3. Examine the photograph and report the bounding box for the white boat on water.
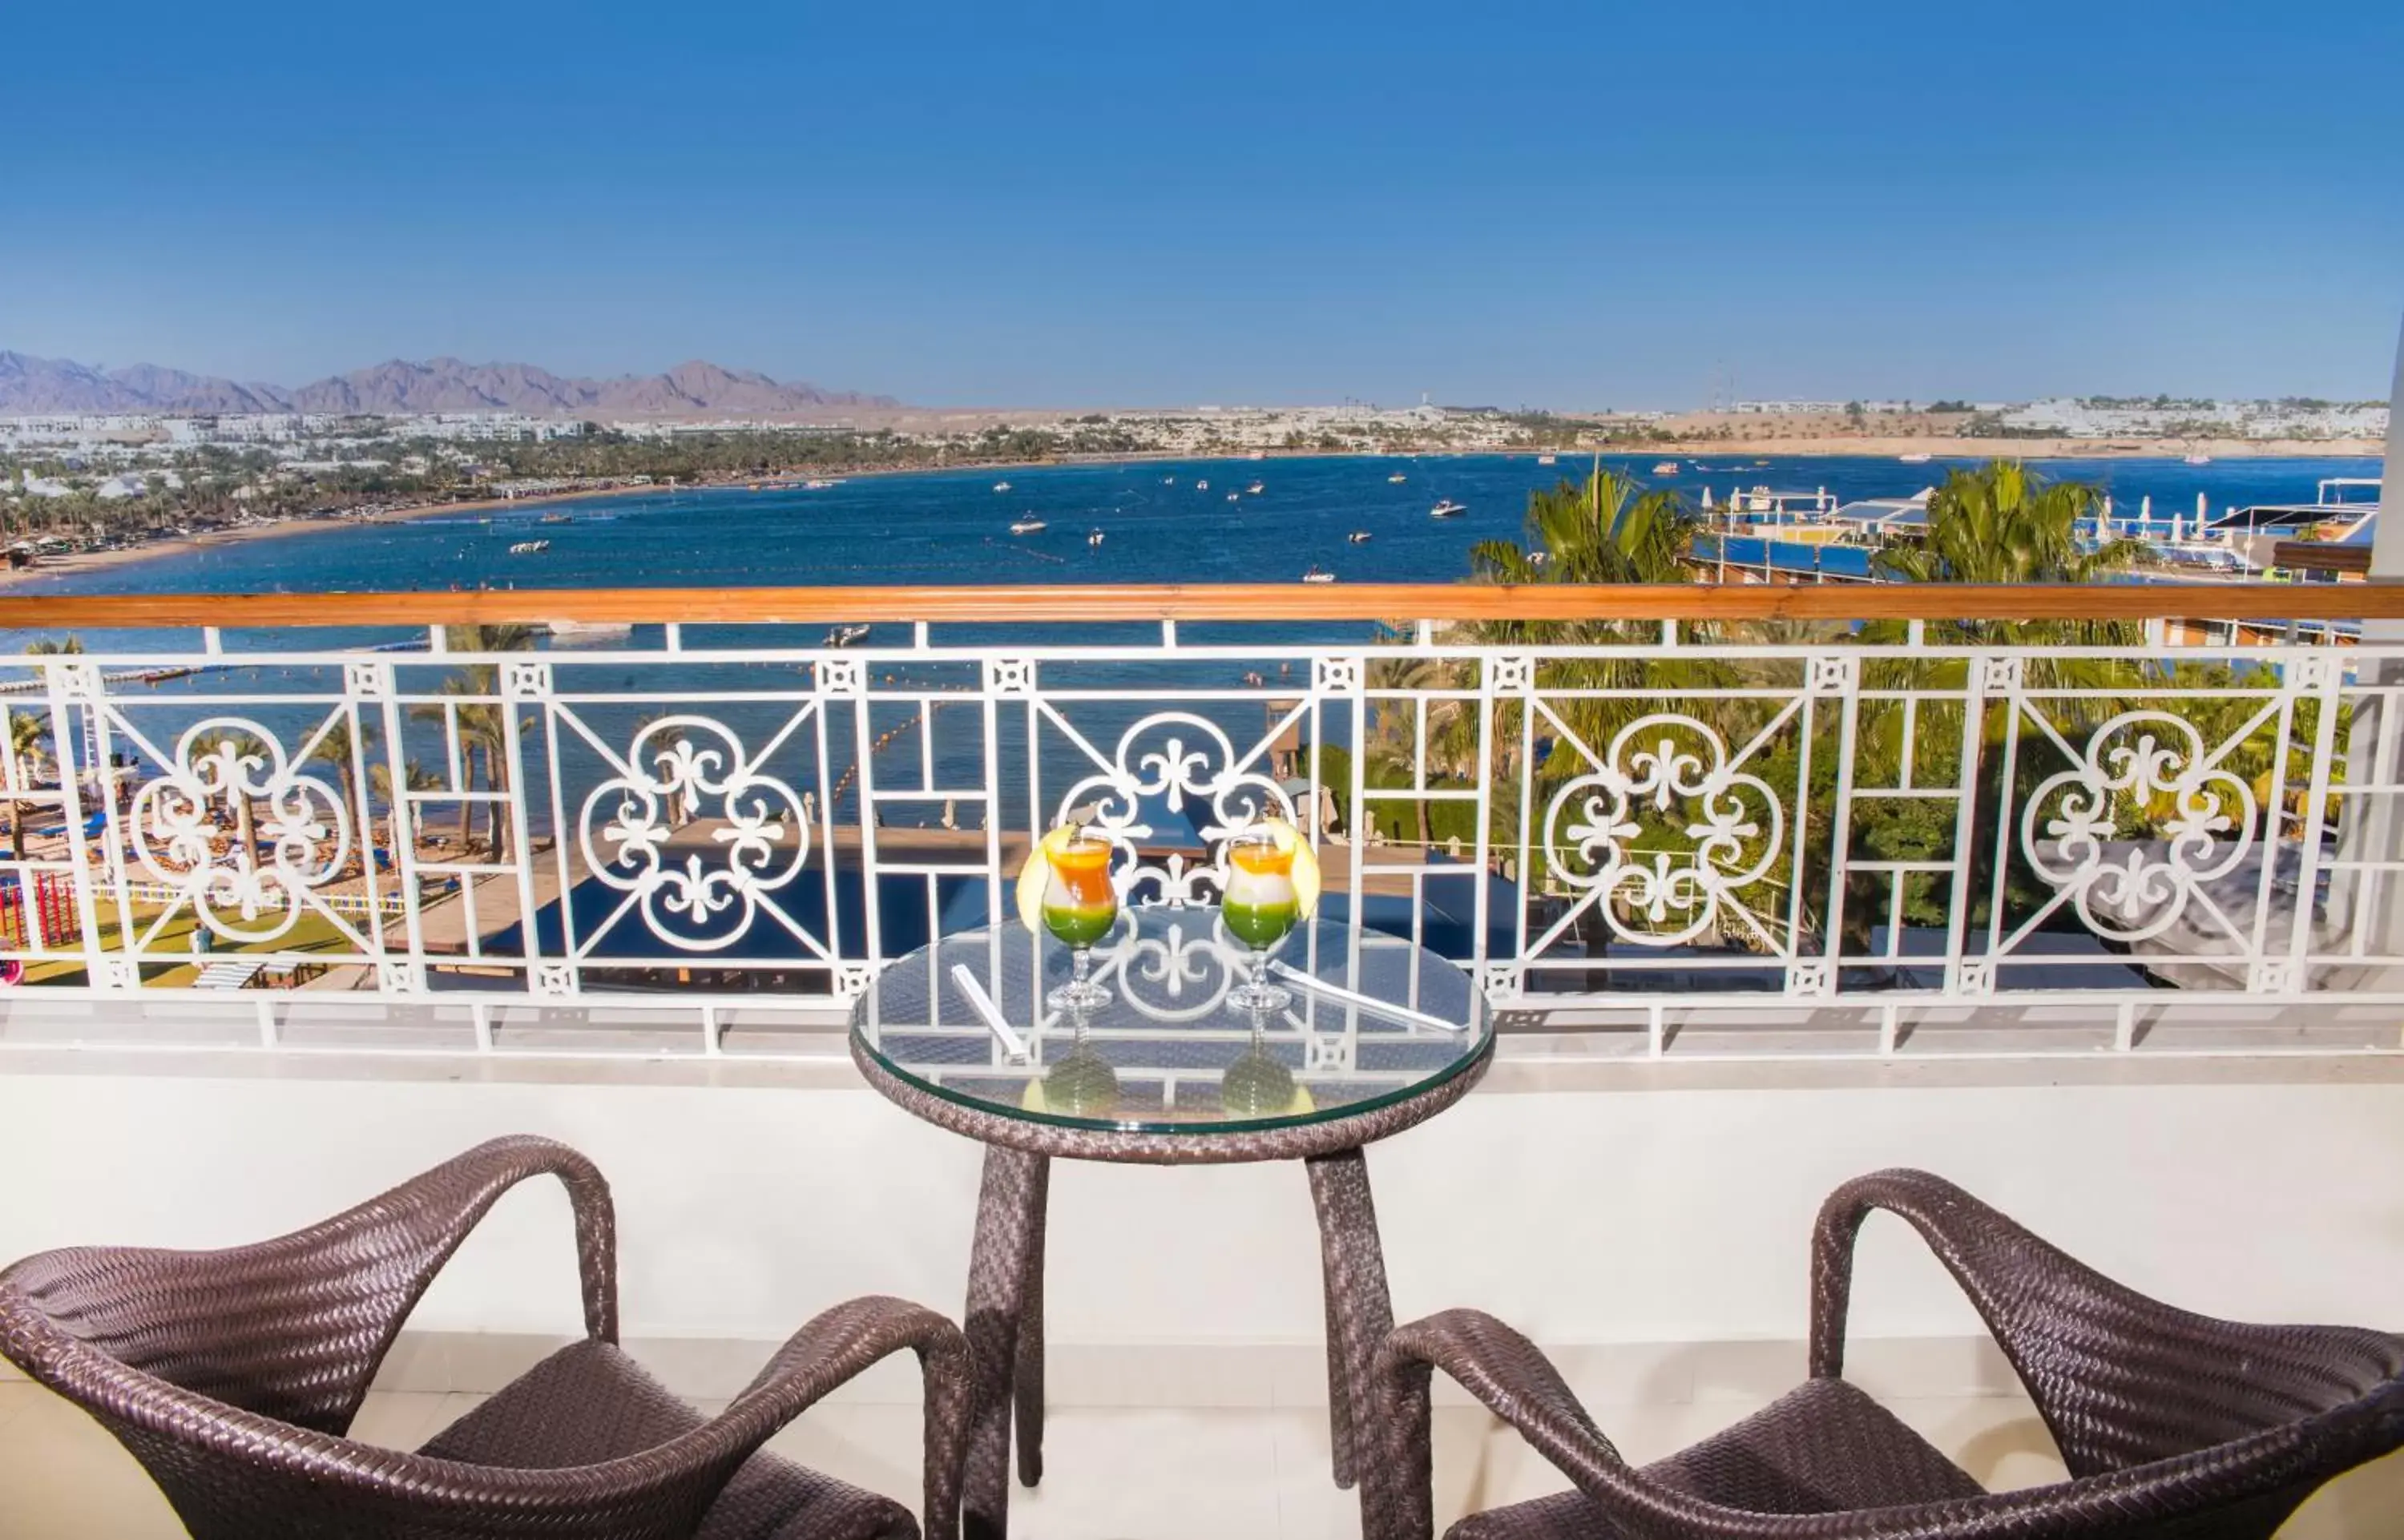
[824,623,871,647]
[1386,473,1407,484]
[1247,482,1265,494]
[508,539,551,555]
[1348,530,1372,544]
[802,478,842,489]
[1652,462,1680,475]
[1898,453,1934,464]
[1196,479,1210,491]
[1087,529,1105,547]
[1010,517,1047,534]
[993,481,1012,492]
[1226,492,1239,502]
[1301,566,1337,583]
[1430,500,1467,519]
[1537,454,1556,466]
[2184,454,2212,466]
[1163,476,1177,486]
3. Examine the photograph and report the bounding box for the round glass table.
[850,907,1494,1538]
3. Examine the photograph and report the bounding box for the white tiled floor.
[2,1379,2399,1538]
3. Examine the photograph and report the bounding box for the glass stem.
[1250,945,1269,1000]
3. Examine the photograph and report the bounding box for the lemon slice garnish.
[1253,815,1323,917]
[1015,824,1086,931]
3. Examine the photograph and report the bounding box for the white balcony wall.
[3,1059,2398,1389]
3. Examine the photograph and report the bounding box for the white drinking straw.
[1268,959,1470,1034]
[950,964,1030,1060]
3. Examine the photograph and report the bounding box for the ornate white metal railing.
[2,584,2402,1059]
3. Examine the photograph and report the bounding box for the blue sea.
[3,453,2376,832]
[6,451,2377,606]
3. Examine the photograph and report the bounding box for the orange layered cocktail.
[1041,837,1119,948]
[1224,829,1300,1012]
[1039,832,1118,1009]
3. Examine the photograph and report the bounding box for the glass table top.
[851,908,1491,1135]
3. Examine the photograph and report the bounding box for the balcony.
[2,582,2402,1538]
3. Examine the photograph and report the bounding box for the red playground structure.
[0,873,81,956]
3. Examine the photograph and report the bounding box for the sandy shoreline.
[0,479,696,592]
[0,439,2378,595]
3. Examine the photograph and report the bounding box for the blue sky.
[4,0,2398,408]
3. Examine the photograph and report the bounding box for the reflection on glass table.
[851,909,1489,1134]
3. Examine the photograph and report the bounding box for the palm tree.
[308,712,379,865]
[1467,465,1698,607]
[369,759,442,855]
[411,625,537,853]
[208,729,272,873]
[6,708,49,862]
[1870,461,2150,618]
[21,639,87,855]
[1834,462,2155,943]
[1361,654,1480,849]
[631,712,696,826]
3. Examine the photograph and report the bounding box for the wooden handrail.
[0,582,2400,629]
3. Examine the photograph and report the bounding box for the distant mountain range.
[0,352,899,417]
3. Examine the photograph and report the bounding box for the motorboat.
[1247,482,1265,494]
[1347,530,1373,544]
[536,513,572,524]
[993,481,1012,492]
[824,623,871,647]
[1387,473,1407,484]
[2184,454,2212,466]
[1010,517,1047,534]
[1430,500,1467,518]
[1537,454,1557,466]
[1898,453,1934,464]
[1196,480,1210,491]
[1652,462,1680,475]
[1087,529,1105,547]
[1301,566,1337,583]
[507,539,551,554]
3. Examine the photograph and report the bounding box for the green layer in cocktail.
[1042,901,1119,948]
[1221,897,1298,947]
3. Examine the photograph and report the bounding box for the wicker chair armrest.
[0,1135,616,1437]
[1807,1167,2404,1479]
[1811,1168,2027,1382]
[1,1292,968,1538]
[1377,1308,1630,1540]
[365,1135,620,1344]
[710,1295,970,1540]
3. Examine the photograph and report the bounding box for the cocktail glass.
[1223,829,1298,1014]
[1043,833,1119,1010]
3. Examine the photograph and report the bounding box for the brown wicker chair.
[1377,1167,2404,1540]
[0,1135,968,1540]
